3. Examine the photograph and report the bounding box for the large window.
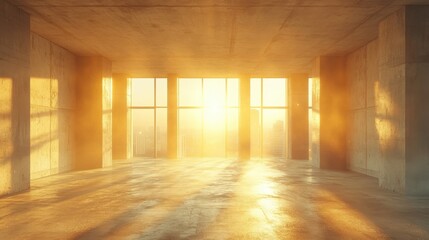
[129,77,288,159]
[130,78,167,158]
[251,78,288,158]
[178,78,239,158]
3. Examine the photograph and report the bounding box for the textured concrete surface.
[288,73,308,160]
[9,0,429,76]
[346,39,380,178]
[311,57,347,170]
[0,0,30,196]
[112,73,128,160]
[30,33,77,179]
[403,6,429,195]
[347,109,367,172]
[1,158,429,239]
[75,56,113,170]
[376,6,429,194]
[366,40,380,177]
[167,74,178,159]
[239,75,250,160]
[102,60,113,167]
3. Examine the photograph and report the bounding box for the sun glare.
[130,77,288,158]
[204,105,225,128]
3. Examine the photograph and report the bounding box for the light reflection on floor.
[0,158,429,239]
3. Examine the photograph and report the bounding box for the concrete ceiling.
[8,0,429,77]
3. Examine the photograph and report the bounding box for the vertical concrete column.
[75,56,112,170]
[112,73,128,160]
[288,74,309,160]
[239,75,251,160]
[0,0,30,196]
[378,6,429,194]
[167,74,177,159]
[311,57,347,170]
[126,78,132,159]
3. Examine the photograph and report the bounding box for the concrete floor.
[1,158,429,240]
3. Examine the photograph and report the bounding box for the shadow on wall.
[30,75,76,179]
[0,77,15,194]
[0,76,30,196]
[29,33,78,179]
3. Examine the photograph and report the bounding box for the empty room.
[1,0,429,239]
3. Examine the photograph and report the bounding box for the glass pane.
[179,109,203,158]
[227,78,239,107]
[178,78,202,106]
[131,78,154,106]
[263,78,286,107]
[203,78,226,108]
[262,109,286,157]
[156,109,167,158]
[226,108,239,157]
[250,108,261,157]
[251,78,261,107]
[132,109,154,157]
[204,107,226,157]
[156,78,167,107]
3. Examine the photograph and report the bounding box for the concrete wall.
[0,0,30,196]
[288,74,309,160]
[31,36,112,174]
[311,57,347,170]
[320,57,347,169]
[112,73,128,160]
[30,33,77,179]
[346,39,380,177]
[239,75,250,160]
[377,6,429,194]
[102,60,112,166]
[167,74,178,159]
[378,8,406,193]
[404,6,429,195]
[75,56,112,169]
